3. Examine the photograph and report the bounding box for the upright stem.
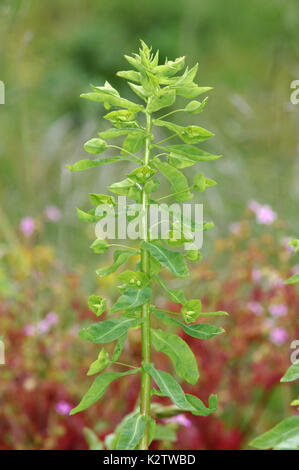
[139,109,152,450]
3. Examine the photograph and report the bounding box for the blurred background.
[0,0,299,450]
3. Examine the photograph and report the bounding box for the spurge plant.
[68,41,227,450]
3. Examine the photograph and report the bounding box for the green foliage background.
[1,0,299,266]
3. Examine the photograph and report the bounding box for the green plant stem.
[139,109,152,450]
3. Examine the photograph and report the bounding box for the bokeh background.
[0,0,299,450]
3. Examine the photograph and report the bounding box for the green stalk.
[139,109,152,450]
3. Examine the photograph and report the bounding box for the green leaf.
[108,178,136,196]
[67,156,124,172]
[175,86,212,99]
[104,109,138,123]
[99,127,145,140]
[81,82,143,111]
[89,193,116,207]
[154,57,185,78]
[122,133,145,154]
[151,328,199,384]
[154,425,177,442]
[185,249,202,262]
[143,363,190,409]
[162,144,222,169]
[193,173,217,192]
[284,274,299,285]
[115,412,147,450]
[88,295,107,317]
[87,348,110,376]
[111,334,127,362]
[96,250,138,278]
[127,165,156,184]
[184,393,218,416]
[117,70,141,83]
[76,208,102,223]
[83,428,104,450]
[250,416,299,450]
[70,369,138,415]
[152,309,225,340]
[181,299,202,323]
[111,285,152,312]
[281,362,299,382]
[118,270,150,288]
[153,275,186,304]
[147,88,176,113]
[154,119,214,144]
[289,237,299,252]
[90,238,109,254]
[184,97,208,114]
[78,317,141,344]
[142,241,189,278]
[84,138,108,154]
[152,158,193,202]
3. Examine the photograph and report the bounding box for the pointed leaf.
[250,416,299,450]
[147,88,176,113]
[83,428,104,450]
[152,158,192,202]
[99,127,145,139]
[184,97,208,114]
[96,250,138,278]
[78,317,141,344]
[70,369,138,415]
[112,334,127,362]
[143,363,190,409]
[281,362,299,382]
[116,412,147,450]
[152,309,225,339]
[110,285,152,312]
[154,275,186,304]
[87,348,110,376]
[151,328,199,384]
[142,241,189,278]
[67,157,125,172]
[284,274,299,285]
[184,393,218,416]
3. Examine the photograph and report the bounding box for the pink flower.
[55,400,73,415]
[270,327,288,346]
[45,205,61,222]
[248,301,264,315]
[37,312,58,334]
[256,205,277,225]
[23,325,36,336]
[248,200,261,213]
[19,217,35,237]
[165,415,192,428]
[248,201,277,225]
[252,268,262,283]
[45,311,58,325]
[269,304,288,317]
